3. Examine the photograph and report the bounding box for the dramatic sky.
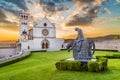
[0,0,120,40]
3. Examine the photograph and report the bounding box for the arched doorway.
[41,39,49,49]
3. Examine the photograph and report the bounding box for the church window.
[22,30,27,35]
[28,46,30,49]
[42,29,49,36]
[26,16,28,20]
[62,44,64,48]
[44,23,47,26]
[21,15,23,19]
[41,39,49,49]
[46,43,48,48]
[42,43,45,49]
[24,23,27,25]
[21,22,27,25]
[24,15,26,19]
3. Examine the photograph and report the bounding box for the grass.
[0,50,120,80]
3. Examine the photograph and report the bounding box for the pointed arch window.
[41,39,49,49]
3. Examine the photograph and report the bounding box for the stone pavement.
[0,48,17,58]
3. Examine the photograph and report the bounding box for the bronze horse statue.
[66,28,95,62]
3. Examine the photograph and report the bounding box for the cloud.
[27,1,34,5]
[42,1,56,13]
[24,0,109,22]
[65,0,109,26]
[0,0,26,18]
[68,0,95,3]
[0,22,18,32]
[56,5,69,11]
[66,14,92,26]
[0,0,28,23]
[4,0,28,10]
[93,16,120,25]
[0,9,7,23]
[103,8,111,14]
[38,0,69,16]
[0,9,13,23]
[0,0,20,32]
[116,0,120,3]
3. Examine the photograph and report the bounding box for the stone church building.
[18,12,64,51]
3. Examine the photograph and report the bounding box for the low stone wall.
[95,40,120,52]
[0,50,31,66]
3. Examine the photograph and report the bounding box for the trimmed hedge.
[88,58,108,72]
[96,54,120,59]
[95,49,118,52]
[0,52,31,67]
[56,60,81,71]
[55,58,108,72]
[88,61,99,72]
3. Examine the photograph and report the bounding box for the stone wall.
[95,40,120,52]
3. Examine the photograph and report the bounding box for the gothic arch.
[41,39,49,49]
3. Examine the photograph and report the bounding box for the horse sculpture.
[66,28,95,62]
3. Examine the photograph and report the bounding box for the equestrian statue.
[66,28,95,62]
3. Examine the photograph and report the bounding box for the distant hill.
[65,34,120,42]
[89,34,120,41]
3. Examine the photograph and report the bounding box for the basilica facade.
[18,12,64,51]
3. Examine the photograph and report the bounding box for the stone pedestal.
[66,58,97,63]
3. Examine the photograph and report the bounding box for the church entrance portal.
[41,39,49,49]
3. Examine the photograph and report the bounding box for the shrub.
[106,55,113,58]
[55,58,108,72]
[113,54,120,58]
[72,61,81,71]
[96,56,104,59]
[98,58,108,69]
[55,60,81,71]
[60,61,68,70]
[98,61,104,71]
[80,63,88,71]
[60,59,66,61]
[96,54,120,59]
[66,61,73,71]
[88,61,99,72]
[67,60,81,71]
[55,60,68,70]
[55,61,61,70]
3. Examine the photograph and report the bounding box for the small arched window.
[28,46,30,49]
[44,23,47,26]
[26,16,28,20]
[62,44,64,48]
[21,15,23,19]
[24,15,26,19]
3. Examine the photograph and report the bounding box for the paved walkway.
[0,48,16,58]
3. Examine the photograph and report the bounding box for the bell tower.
[19,12,30,42]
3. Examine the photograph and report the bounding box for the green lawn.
[0,50,120,80]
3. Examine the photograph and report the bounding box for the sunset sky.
[0,0,120,41]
